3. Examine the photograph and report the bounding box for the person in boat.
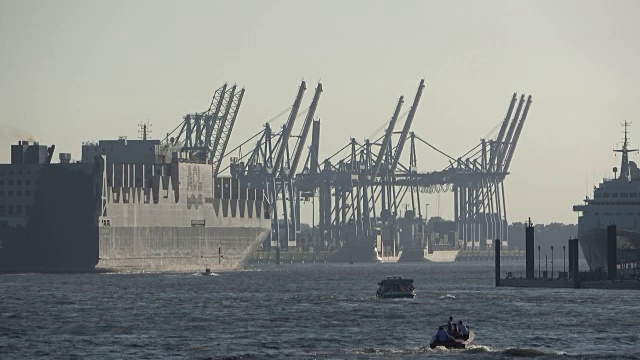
[458,320,469,337]
[435,326,455,343]
[451,324,461,338]
[447,316,454,333]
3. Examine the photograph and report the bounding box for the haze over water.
[1,261,638,359]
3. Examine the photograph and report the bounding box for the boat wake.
[438,293,457,300]
[463,345,548,356]
[193,272,220,276]
[207,354,255,360]
[175,345,638,359]
[342,344,616,359]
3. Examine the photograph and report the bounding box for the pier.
[457,249,524,261]
[495,222,640,290]
[248,250,332,265]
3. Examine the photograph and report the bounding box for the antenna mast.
[613,121,638,180]
[138,120,152,141]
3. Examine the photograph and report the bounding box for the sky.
[1,0,639,225]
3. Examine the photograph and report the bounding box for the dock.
[495,221,640,290]
[248,250,331,264]
[499,277,640,290]
[458,249,524,261]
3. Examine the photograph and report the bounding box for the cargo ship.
[0,83,274,273]
[573,122,640,271]
[0,138,271,273]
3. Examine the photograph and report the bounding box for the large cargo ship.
[0,138,271,273]
[0,82,274,273]
[573,122,640,270]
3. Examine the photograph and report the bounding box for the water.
[1,261,639,359]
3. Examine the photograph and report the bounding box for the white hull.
[578,228,640,271]
[425,250,460,263]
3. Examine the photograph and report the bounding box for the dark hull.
[376,293,416,299]
[0,163,100,273]
[429,338,466,349]
[429,332,472,349]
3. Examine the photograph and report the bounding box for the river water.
[1,260,638,359]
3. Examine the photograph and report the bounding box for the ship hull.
[1,224,270,273]
[396,248,460,262]
[426,249,460,262]
[98,226,269,272]
[95,160,272,272]
[0,157,272,273]
[0,161,101,273]
[578,228,640,271]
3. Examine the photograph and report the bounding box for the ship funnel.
[59,153,72,164]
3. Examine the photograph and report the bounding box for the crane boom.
[502,95,532,173]
[213,88,245,176]
[289,83,322,178]
[272,81,306,176]
[391,79,425,173]
[371,96,404,180]
[211,85,237,159]
[496,94,525,172]
[204,84,228,149]
[489,93,517,172]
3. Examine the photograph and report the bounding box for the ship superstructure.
[573,122,640,270]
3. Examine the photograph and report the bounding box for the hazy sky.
[1,0,639,225]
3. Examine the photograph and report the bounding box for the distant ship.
[0,137,271,273]
[573,122,640,270]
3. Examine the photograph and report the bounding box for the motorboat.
[376,276,416,298]
[201,268,213,276]
[429,328,474,349]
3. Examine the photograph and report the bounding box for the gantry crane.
[162,83,245,176]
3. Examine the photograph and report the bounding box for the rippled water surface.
[1,261,639,359]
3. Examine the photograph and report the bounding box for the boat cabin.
[376,276,416,298]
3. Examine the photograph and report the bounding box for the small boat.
[201,268,213,276]
[429,328,474,349]
[376,276,416,298]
